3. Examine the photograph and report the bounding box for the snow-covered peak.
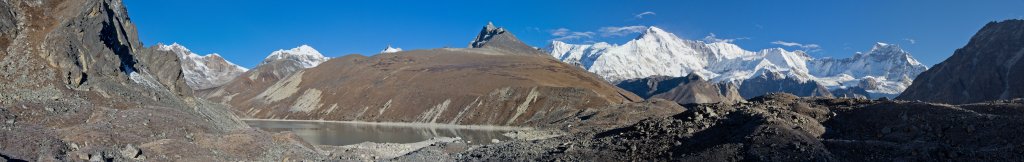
[158,43,247,71]
[861,42,924,66]
[260,45,329,68]
[268,45,323,58]
[157,43,190,54]
[869,42,903,55]
[381,44,403,53]
[635,26,678,42]
[547,27,930,97]
[644,26,668,35]
[157,43,248,90]
[807,42,928,95]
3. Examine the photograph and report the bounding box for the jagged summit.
[157,43,248,90]
[867,42,915,59]
[260,45,329,68]
[468,22,546,55]
[635,26,675,41]
[381,44,403,53]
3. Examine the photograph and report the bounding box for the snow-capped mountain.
[547,26,927,97]
[157,43,248,90]
[381,44,403,53]
[549,26,814,83]
[808,42,927,95]
[260,45,329,68]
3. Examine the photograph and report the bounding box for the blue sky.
[125,0,1024,68]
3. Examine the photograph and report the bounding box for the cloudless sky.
[124,0,1024,68]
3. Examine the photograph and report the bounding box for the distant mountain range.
[175,25,929,104]
[548,26,927,99]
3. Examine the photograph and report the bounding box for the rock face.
[898,20,1024,104]
[0,1,331,161]
[468,22,546,55]
[617,74,744,104]
[548,26,927,98]
[207,23,640,126]
[158,43,248,90]
[0,0,193,108]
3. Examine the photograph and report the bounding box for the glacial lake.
[244,120,519,146]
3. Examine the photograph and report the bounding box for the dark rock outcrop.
[445,94,1024,161]
[830,87,871,99]
[0,1,328,161]
[617,74,744,104]
[468,22,546,55]
[898,20,1024,104]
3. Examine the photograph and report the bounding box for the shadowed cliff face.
[899,20,1024,104]
[0,0,192,105]
[0,1,320,161]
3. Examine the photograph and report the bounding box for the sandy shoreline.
[241,118,533,131]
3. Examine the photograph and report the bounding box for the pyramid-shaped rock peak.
[468,22,545,55]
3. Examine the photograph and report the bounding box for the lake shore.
[241,118,533,131]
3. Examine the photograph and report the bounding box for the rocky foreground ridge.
[398,94,1024,161]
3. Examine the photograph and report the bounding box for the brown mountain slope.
[213,48,641,126]
[898,20,1024,104]
[201,58,318,104]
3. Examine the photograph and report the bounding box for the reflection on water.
[245,120,514,146]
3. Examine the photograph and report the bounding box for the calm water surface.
[245,120,516,146]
